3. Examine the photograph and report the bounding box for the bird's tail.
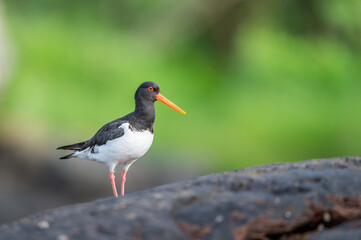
[57,141,87,160]
[57,141,87,151]
[59,152,75,160]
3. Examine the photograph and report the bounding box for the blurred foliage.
[1,0,361,172]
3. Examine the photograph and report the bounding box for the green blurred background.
[0,0,360,224]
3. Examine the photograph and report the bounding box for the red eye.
[148,87,154,91]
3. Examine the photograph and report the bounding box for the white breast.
[75,123,154,171]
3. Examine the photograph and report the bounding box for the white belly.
[75,123,154,171]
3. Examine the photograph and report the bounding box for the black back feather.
[81,118,127,150]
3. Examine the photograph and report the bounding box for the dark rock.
[306,220,361,240]
[0,157,361,240]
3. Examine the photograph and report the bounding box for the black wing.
[57,118,128,155]
[57,117,130,159]
[81,118,128,150]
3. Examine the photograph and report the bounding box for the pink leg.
[109,172,118,197]
[121,170,127,196]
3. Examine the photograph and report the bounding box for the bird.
[57,81,186,197]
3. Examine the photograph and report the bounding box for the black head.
[134,81,186,115]
[135,81,160,103]
[131,81,185,131]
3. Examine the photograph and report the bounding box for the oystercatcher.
[57,81,186,197]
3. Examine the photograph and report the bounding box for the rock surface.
[0,157,361,240]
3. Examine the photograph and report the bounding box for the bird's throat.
[133,100,155,131]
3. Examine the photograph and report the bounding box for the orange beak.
[156,93,186,114]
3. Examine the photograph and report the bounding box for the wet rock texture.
[0,157,361,240]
